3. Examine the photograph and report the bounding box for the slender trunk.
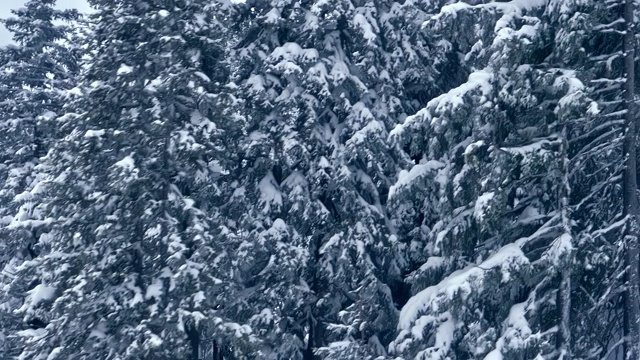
[186,323,200,360]
[305,233,326,360]
[557,123,572,359]
[213,339,220,360]
[623,0,640,357]
[304,313,315,360]
[557,269,571,358]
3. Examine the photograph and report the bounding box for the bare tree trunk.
[623,0,640,357]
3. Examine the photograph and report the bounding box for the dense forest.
[1,0,640,359]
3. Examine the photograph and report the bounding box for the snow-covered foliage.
[0,1,80,357]
[1,0,639,359]
[388,1,602,359]
[3,0,246,358]
[225,0,441,357]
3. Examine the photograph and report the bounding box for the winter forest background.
[1,0,640,359]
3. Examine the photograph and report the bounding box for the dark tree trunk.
[186,324,200,360]
[557,123,572,359]
[623,0,640,357]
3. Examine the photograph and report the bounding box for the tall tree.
[0,0,79,356]
[6,0,242,358]
[387,1,597,358]
[226,0,440,357]
[561,0,640,357]
[621,0,640,357]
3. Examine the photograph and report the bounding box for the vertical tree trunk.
[557,123,572,359]
[304,313,315,360]
[186,323,200,360]
[305,233,326,360]
[623,0,640,357]
[557,269,571,359]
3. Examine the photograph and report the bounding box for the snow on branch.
[390,69,493,141]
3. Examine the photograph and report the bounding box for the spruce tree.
[560,0,640,357]
[0,0,79,274]
[226,0,438,357]
[6,1,241,358]
[0,0,79,356]
[388,1,598,358]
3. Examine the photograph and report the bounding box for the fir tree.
[0,0,79,356]
[560,0,640,357]
[226,0,438,357]
[388,1,598,358]
[6,1,241,358]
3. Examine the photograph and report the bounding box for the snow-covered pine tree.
[388,1,598,358]
[226,0,438,357]
[557,0,640,357]
[0,0,79,277]
[6,0,243,358]
[0,0,79,356]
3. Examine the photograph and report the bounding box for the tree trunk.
[623,0,640,357]
[557,123,572,359]
[186,323,200,360]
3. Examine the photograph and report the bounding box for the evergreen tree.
[226,0,438,357]
[388,1,598,358]
[6,1,241,358]
[3,0,640,359]
[0,0,79,356]
[0,0,79,277]
[559,0,640,357]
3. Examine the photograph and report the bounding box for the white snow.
[125,278,144,307]
[484,301,534,360]
[474,192,495,222]
[353,13,377,43]
[398,243,529,331]
[246,74,266,94]
[263,8,281,24]
[391,70,493,140]
[587,101,600,115]
[464,140,486,157]
[554,70,586,111]
[389,160,445,198]
[434,0,546,24]
[39,111,57,121]
[415,313,455,360]
[419,256,445,272]
[116,64,134,75]
[347,118,384,146]
[517,205,542,224]
[434,70,493,114]
[114,155,135,170]
[258,308,274,323]
[220,321,253,338]
[500,138,557,156]
[319,233,342,255]
[145,332,163,348]
[270,42,319,63]
[65,87,83,97]
[84,129,105,138]
[194,291,206,307]
[547,233,573,266]
[46,347,63,360]
[145,278,163,300]
[258,172,283,213]
[28,284,56,307]
[145,224,161,239]
[144,77,163,93]
[434,2,472,21]
[89,323,107,339]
